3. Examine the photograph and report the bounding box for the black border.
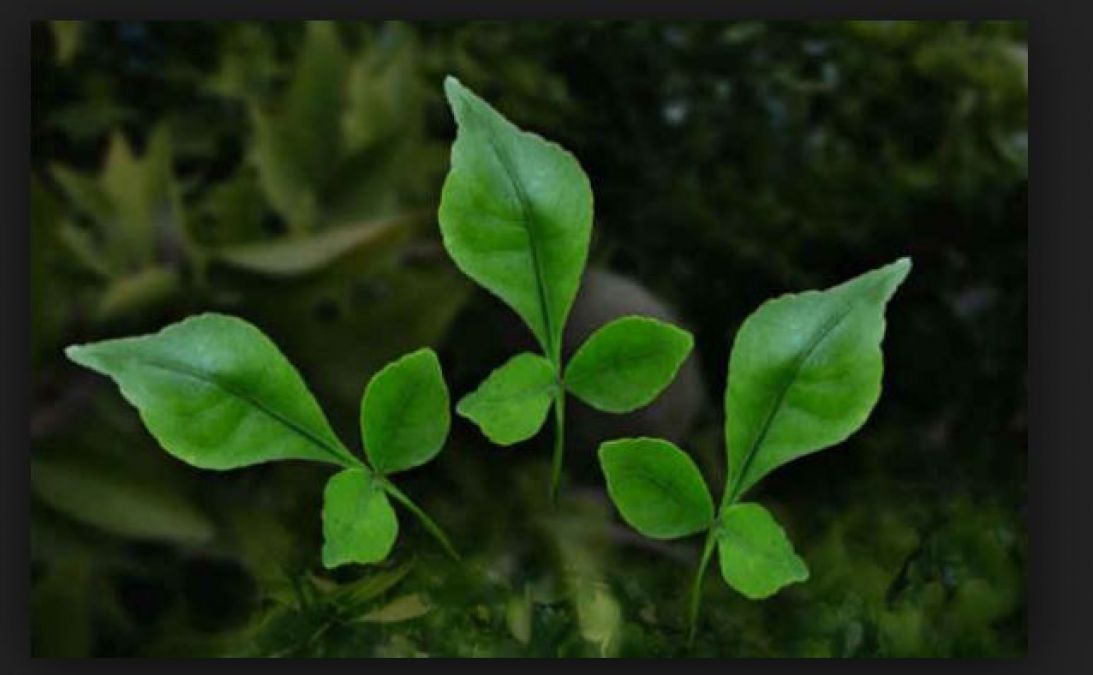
[10,0,1089,671]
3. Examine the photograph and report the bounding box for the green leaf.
[356,593,431,623]
[343,25,422,151]
[360,348,450,474]
[455,352,557,445]
[564,315,694,413]
[725,257,912,500]
[214,215,416,277]
[65,313,355,470]
[505,585,533,644]
[717,502,808,599]
[31,457,215,545]
[598,438,714,540]
[281,21,348,186]
[322,136,405,224]
[251,108,319,233]
[50,164,113,233]
[321,468,398,568]
[95,266,179,322]
[56,222,111,278]
[251,21,348,233]
[49,21,83,65]
[439,76,593,361]
[331,560,414,612]
[100,128,174,268]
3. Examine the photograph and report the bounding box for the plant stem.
[687,528,718,647]
[549,387,566,503]
[380,480,460,561]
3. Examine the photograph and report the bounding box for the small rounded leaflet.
[360,348,450,475]
[717,502,808,600]
[321,468,398,568]
[564,315,694,413]
[456,352,558,445]
[598,437,714,540]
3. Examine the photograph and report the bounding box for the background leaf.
[360,348,450,475]
[95,266,180,321]
[717,502,808,599]
[598,437,713,539]
[356,593,431,623]
[438,76,593,361]
[456,352,557,445]
[725,258,912,499]
[250,21,348,233]
[214,215,416,277]
[321,468,398,568]
[564,315,693,413]
[65,313,355,469]
[31,457,215,545]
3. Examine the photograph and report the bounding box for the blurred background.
[30,21,1027,657]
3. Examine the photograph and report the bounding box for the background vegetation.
[31,20,1027,657]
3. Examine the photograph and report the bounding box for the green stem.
[380,480,461,562]
[687,527,718,647]
[549,387,566,503]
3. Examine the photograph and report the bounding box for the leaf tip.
[63,342,101,371]
[443,75,467,105]
[880,256,913,286]
[63,343,84,362]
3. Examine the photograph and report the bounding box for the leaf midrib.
[726,299,855,504]
[469,104,558,362]
[372,372,422,471]
[614,464,709,531]
[137,356,354,467]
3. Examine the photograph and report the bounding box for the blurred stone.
[492,266,706,479]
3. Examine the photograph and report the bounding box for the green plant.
[597,258,911,643]
[438,76,694,499]
[49,125,197,322]
[63,312,458,567]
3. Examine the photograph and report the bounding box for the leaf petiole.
[687,526,718,647]
[548,384,566,503]
[378,478,460,562]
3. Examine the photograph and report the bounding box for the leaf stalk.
[549,385,567,503]
[687,527,719,647]
[379,479,460,562]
